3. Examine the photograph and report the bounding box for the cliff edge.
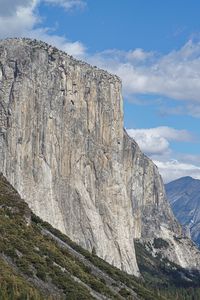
[0,38,199,276]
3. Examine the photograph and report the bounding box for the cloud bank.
[154,160,200,183]
[88,41,200,105]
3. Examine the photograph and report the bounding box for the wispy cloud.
[154,160,200,183]
[0,0,87,58]
[43,0,86,11]
[26,27,86,57]
[0,0,34,16]
[87,40,200,106]
[127,127,200,182]
[0,0,39,38]
[159,103,200,118]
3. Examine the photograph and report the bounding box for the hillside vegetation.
[0,174,200,300]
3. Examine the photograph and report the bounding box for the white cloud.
[127,126,192,156]
[0,0,86,58]
[0,0,39,38]
[60,40,86,56]
[154,160,200,183]
[0,0,33,16]
[179,153,200,165]
[87,40,200,105]
[43,0,86,10]
[126,48,153,62]
[26,27,86,57]
[128,129,169,155]
[159,103,200,118]
[127,127,200,182]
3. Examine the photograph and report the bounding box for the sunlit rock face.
[0,38,200,275]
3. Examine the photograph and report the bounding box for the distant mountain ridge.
[165,176,200,247]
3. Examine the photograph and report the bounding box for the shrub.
[153,238,169,249]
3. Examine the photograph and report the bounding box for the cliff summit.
[0,38,200,276]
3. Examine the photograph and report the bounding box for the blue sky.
[1,0,200,182]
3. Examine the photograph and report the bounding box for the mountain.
[0,38,200,277]
[1,173,200,300]
[0,173,156,300]
[165,176,200,247]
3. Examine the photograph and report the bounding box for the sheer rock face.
[0,38,199,275]
[122,131,181,240]
[0,38,139,275]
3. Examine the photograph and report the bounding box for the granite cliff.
[0,38,200,276]
[166,176,200,247]
[1,173,200,300]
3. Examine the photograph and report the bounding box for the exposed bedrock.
[0,38,199,275]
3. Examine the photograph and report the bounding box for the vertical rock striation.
[0,38,200,275]
[122,131,181,240]
[0,38,139,275]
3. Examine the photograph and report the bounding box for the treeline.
[160,287,200,300]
